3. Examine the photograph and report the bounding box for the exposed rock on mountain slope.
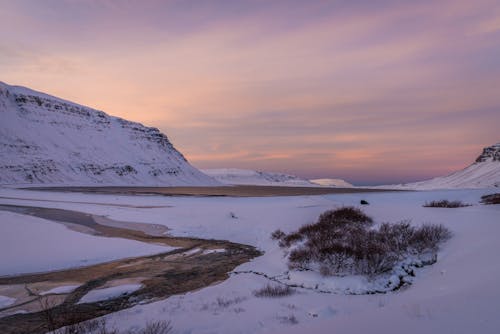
[395,143,500,190]
[475,143,500,163]
[201,168,318,187]
[0,81,219,186]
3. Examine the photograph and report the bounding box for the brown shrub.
[317,207,373,226]
[423,200,470,208]
[254,284,295,298]
[277,207,451,277]
[481,193,500,205]
[271,229,286,240]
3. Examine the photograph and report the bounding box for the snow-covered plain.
[0,210,175,276]
[0,187,499,333]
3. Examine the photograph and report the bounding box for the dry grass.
[215,296,246,309]
[253,284,295,298]
[423,200,470,208]
[137,320,173,334]
[55,319,116,334]
[53,319,172,334]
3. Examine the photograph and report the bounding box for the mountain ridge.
[389,142,500,190]
[0,81,219,186]
[201,168,317,187]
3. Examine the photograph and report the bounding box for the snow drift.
[0,81,218,186]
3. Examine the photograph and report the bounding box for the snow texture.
[1,187,499,333]
[309,178,353,187]
[0,210,175,276]
[40,285,81,295]
[0,296,16,308]
[0,81,219,186]
[78,284,143,304]
[100,188,500,334]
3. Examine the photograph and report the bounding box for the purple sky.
[1,0,499,185]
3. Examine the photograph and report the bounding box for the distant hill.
[0,81,219,186]
[388,143,500,190]
[201,168,319,187]
[309,178,353,188]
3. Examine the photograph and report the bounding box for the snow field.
[0,210,176,276]
[78,284,143,304]
[0,187,499,333]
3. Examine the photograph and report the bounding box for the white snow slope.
[201,168,318,186]
[309,178,353,187]
[390,143,500,190]
[0,81,219,186]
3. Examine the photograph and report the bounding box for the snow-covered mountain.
[201,168,318,187]
[0,81,219,186]
[393,143,500,190]
[309,178,353,188]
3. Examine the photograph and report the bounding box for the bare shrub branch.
[423,200,470,208]
[253,284,294,298]
[276,207,452,277]
[138,320,173,334]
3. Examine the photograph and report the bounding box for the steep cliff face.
[0,81,218,186]
[475,143,500,163]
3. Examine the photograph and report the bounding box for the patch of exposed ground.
[29,185,400,197]
[0,195,171,208]
[0,205,261,334]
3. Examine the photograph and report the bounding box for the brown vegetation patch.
[481,193,500,205]
[30,185,400,197]
[273,207,451,277]
[423,200,471,208]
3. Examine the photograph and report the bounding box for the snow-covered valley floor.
[0,187,499,333]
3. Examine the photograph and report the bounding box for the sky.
[1,0,499,185]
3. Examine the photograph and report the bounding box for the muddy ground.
[28,185,399,197]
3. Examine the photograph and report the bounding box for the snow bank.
[0,296,16,308]
[309,178,353,187]
[40,285,81,295]
[78,284,143,304]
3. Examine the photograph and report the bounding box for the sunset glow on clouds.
[1,0,499,184]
